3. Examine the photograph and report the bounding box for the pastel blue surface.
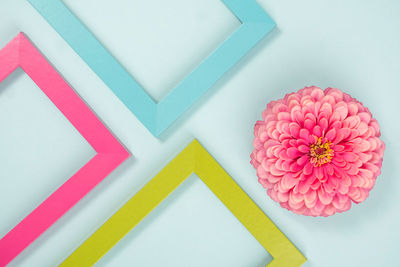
[2,0,400,266]
[27,0,275,136]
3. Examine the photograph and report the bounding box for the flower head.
[250,86,385,217]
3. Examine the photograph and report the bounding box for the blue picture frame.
[28,0,275,136]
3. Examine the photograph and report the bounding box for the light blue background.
[0,0,399,266]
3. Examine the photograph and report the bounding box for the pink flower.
[250,86,385,217]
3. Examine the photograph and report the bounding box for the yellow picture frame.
[61,140,306,267]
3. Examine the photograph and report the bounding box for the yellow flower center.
[309,137,334,167]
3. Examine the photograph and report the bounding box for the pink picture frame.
[0,33,130,266]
